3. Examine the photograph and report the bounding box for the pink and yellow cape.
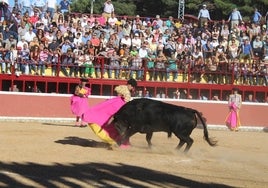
[82,97,126,145]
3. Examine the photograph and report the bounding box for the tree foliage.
[70,0,268,21]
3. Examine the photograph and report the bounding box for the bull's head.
[113,118,132,143]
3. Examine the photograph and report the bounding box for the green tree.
[71,0,136,16]
[70,0,268,21]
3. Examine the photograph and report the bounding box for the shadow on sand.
[0,161,234,188]
[55,136,110,148]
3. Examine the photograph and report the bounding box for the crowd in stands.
[0,0,268,87]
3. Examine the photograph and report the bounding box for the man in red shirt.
[28,11,40,26]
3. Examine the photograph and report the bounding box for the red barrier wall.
[0,92,267,127]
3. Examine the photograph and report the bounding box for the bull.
[112,98,217,152]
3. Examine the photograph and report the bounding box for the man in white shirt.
[24,27,37,43]
[198,4,211,28]
[138,44,148,58]
[120,34,131,49]
[103,0,114,22]
[107,13,118,28]
[131,33,141,49]
[17,36,28,49]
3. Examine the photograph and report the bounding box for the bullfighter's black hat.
[232,87,239,91]
[80,78,88,82]
[127,78,137,88]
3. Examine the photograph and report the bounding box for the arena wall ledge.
[0,92,267,132]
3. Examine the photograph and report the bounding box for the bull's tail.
[194,110,217,147]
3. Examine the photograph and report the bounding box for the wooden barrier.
[0,92,267,127]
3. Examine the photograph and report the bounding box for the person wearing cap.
[82,78,137,148]
[226,87,242,131]
[197,4,211,28]
[70,78,91,127]
[132,33,141,49]
[252,35,263,59]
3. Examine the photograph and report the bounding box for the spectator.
[146,51,156,81]
[59,0,70,15]
[103,0,114,22]
[265,11,268,30]
[228,36,239,60]
[0,0,9,20]
[228,7,243,30]
[197,4,211,28]
[166,53,178,82]
[61,47,74,76]
[153,15,163,29]
[107,13,118,28]
[252,35,263,59]
[46,0,57,20]
[20,0,32,15]
[17,36,28,50]
[239,38,254,64]
[119,51,130,79]
[129,53,143,80]
[31,0,46,18]
[107,51,120,79]
[30,45,40,74]
[252,8,262,25]
[17,22,28,41]
[138,43,148,58]
[38,45,49,76]
[28,10,40,26]
[156,90,166,98]
[19,43,31,75]
[4,35,17,50]
[84,51,94,78]
[132,33,142,50]
[120,34,132,49]
[49,48,61,76]
[154,51,167,81]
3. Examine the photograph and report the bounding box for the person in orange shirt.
[90,33,100,55]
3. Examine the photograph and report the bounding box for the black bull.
[112,98,217,152]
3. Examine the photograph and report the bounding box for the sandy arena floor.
[0,121,267,188]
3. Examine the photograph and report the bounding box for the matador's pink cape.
[82,97,126,145]
[225,102,241,130]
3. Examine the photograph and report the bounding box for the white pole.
[90,0,95,15]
